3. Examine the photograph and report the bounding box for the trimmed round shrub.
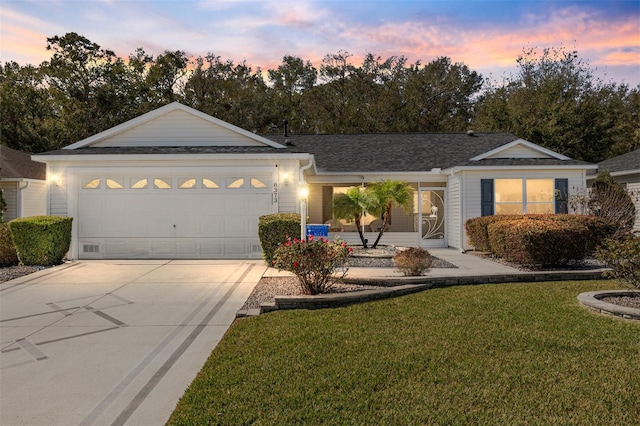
[0,223,18,266]
[7,216,72,266]
[488,219,588,267]
[393,247,432,276]
[258,213,301,265]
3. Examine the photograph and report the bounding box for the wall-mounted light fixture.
[49,174,62,187]
[281,171,291,186]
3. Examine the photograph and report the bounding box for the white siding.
[446,176,461,249]
[93,109,264,147]
[0,182,18,221]
[48,164,68,216]
[461,169,587,250]
[486,145,552,159]
[21,180,47,217]
[276,160,301,214]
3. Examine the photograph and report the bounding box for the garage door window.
[227,178,244,189]
[154,178,172,189]
[202,178,219,189]
[82,178,101,189]
[251,178,267,189]
[131,178,148,189]
[179,178,196,189]
[106,178,124,189]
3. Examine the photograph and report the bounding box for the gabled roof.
[593,149,640,176]
[64,102,286,150]
[0,146,46,180]
[261,132,591,173]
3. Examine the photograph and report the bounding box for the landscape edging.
[235,269,607,316]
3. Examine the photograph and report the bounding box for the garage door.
[77,172,276,259]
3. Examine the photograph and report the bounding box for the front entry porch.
[314,184,447,249]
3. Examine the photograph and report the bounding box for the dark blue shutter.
[555,178,568,214]
[481,179,494,216]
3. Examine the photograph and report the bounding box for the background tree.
[404,57,483,132]
[183,54,269,131]
[267,55,317,133]
[2,33,638,161]
[0,62,57,152]
[473,46,639,162]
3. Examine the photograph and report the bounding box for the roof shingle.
[0,146,46,180]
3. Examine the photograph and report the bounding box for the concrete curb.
[236,269,607,317]
[577,290,640,321]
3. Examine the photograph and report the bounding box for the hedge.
[0,223,18,266]
[488,219,588,267]
[466,214,615,254]
[8,216,73,266]
[465,215,524,252]
[258,213,301,265]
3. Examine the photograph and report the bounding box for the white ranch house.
[33,102,596,260]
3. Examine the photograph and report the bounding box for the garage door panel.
[78,172,274,259]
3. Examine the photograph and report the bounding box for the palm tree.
[368,180,414,248]
[331,186,375,248]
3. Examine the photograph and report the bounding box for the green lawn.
[168,280,639,425]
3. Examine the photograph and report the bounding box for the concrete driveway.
[0,260,265,426]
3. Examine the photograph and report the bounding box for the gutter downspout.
[18,181,29,218]
[299,157,314,240]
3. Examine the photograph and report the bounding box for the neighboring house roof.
[592,149,640,176]
[0,145,46,180]
[261,132,592,173]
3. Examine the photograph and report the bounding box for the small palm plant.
[331,186,375,248]
[368,180,414,248]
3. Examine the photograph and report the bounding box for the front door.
[420,188,445,246]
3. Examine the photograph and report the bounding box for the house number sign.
[272,182,278,204]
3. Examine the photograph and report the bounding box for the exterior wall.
[21,180,47,217]
[0,182,18,221]
[460,169,587,250]
[276,159,303,214]
[486,145,551,159]
[42,158,305,259]
[446,176,461,249]
[93,109,263,147]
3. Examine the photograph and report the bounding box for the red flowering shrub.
[272,236,352,295]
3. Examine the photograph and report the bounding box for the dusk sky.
[2,0,639,86]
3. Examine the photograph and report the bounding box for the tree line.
[1,32,638,163]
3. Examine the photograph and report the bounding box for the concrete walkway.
[346,248,522,279]
[0,260,265,426]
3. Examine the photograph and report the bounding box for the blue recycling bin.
[306,224,329,238]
